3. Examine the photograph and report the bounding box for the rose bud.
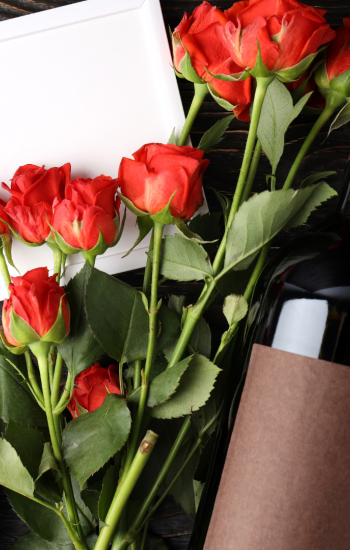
[2,267,70,352]
[215,0,335,81]
[315,20,350,103]
[119,143,209,221]
[68,363,121,418]
[49,175,121,265]
[1,164,71,245]
[172,1,251,120]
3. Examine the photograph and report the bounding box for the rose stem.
[177,83,208,147]
[123,222,164,475]
[133,230,155,391]
[31,342,88,550]
[94,431,158,550]
[52,372,72,414]
[283,90,346,190]
[119,405,223,550]
[240,140,263,204]
[0,246,10,290]
[213,90,347,359]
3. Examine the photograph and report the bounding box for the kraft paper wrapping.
[204,344,350,550]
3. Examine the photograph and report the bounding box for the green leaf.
[0,343,46,430]
[1,233,18,271]
[71,477,96,531]
[145,534,170,550]
[85,269,180,363]
[257,78,312,172]
[11,533,75,550]
[174,217,218,244]
[37,443,61,480]
[207,82,236,110]
[327,101,350,137]
[276,48,326,83]
[167,127,177,145]
[168,295,186,316]
[300,171,336,189]
[4,419,44,479]
[213,190,231,227]
[123,215,154,257]
[194,479,205,512]
[223,184,336,277]
[150,355,220,419]
[58,265,104,380]
[128,356,192,407]
[188,212,221,249]
[223,295,248,326]
[156,235,213,281]
[198,115,235,152]
[0,439,34,496]
[81,483,101,519]
[98,462,118,522]
[188,317,211,358]
[62,394,131,487]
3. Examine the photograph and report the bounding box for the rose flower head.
[172,1,251,120]
[1,163,71,245]
[50,175,121,264]
[68,363,121,418]
[0,199,10,236]
[2,267,70,352]
[119,143,209,222]
[215,0,336,81]
[315,19,350,103]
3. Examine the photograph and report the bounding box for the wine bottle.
[188,157,350,550]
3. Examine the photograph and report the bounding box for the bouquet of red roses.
[0,2,350,549]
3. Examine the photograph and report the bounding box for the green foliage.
[125,216,154,257]
[188,317,211,358]
[85,269,180,364]
[300,171,336,188]
[328,101,350,136]
[198,115,235,152]
[0,439,34,497]
[37,443,61,479]
[157,235,213,281]
[62,394,131,487]
[58,265,104,380]
[167,127,177,145]
[223,295,248,326]
[178,44,204,83]
[207,83,236,110]
[150,355,220,419]
[188,212,222,256]
[0,343,46,430]
[98,462,118,522]
[257,78,312,172]
[4,419,44,480]
[11,533,75,549]
[128,356,192,407]
[223,184,336,277]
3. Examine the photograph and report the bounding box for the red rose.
[326,19,350,81]
[2,267,70,347]
[1,164,71,244]
[0,199,10,235]
[67,363,121,418]
[51,175,120,253]
[119,143,209,220]
[315,20,350,101]
[215,0,335,78]
[173,1,251,121]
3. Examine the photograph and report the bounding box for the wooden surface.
[1,0,350,548]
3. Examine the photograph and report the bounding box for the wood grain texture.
[0,0,350,548]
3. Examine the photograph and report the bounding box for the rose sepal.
[40,295,70,345]
[0,218,42,247]
[0,233,18,272]
[9,309,41,346]
[330,67,350,98]
[47,225,81,255]
[203,66,249,82]
[174,217,218,243]
[123,215,154,258]
[248,41,274,79]
[0,327,28,355]
[207,83,237,111]
[116,190,149,217]
[178,41,205,84]
[149,190,177,225]
[276,48,326,83]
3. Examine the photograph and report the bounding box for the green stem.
[0,246,10,291]
[177,83,208,147]
[25,351,44,407]
[81,253,96,268]
[143,229,154,298]
[48,345,55,390]
[53,245,63,282]
[283,91,344,191]
[94,431,158,550]
[212,76,274,276]
[32,343,87,549]
[240,140,263,204]
[51,351,64,408]
[57,509,87,550]
[140,522,149,550]
[124,223,164,475]
[53,372,72,414]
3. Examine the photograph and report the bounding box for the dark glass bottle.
[188,158,350,550]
